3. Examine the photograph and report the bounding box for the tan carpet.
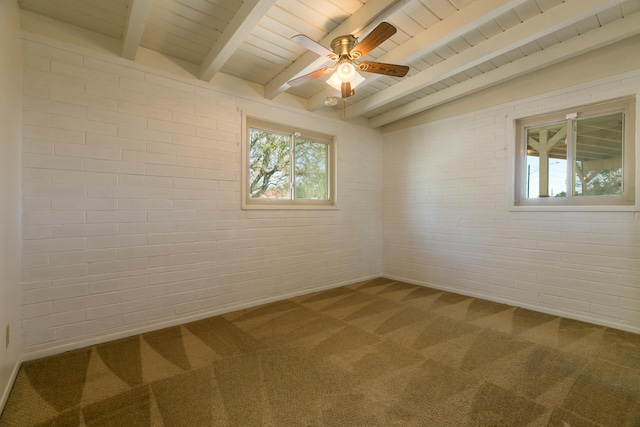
[2,278,640,426]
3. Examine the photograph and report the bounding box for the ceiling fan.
[287,22,409,100]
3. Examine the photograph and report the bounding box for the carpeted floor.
[2,278,640,426]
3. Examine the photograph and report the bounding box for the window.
[242,118,336,209]
[514,97,636,208]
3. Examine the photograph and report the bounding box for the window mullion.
[566,117,574,199]
[290,134,296,200]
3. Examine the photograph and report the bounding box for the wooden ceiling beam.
[348,0,630,120]
[199,0,277,82]
[369,11,640,128]
[307,0,528,111]
[121,0,152,60]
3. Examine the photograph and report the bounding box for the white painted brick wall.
[21,39,382,356]
[383,71,640,333]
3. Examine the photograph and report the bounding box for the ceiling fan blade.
[287,67,333,87]
[351,22,396,58]
[359,61,409,77]
[291,34,334,57]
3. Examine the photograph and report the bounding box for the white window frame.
[510,96,638,211]
[241,116,337,210]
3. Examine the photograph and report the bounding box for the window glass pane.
[573,112,623,197]
[244,117,336,208]
[295,138,329,200]
[249,128,291,199]
[514,97,634,208]
[525,122,567,198]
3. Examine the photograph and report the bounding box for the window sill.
[242,201,339,210]
[509,203,638,212]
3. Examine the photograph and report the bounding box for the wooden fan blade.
[287,67,333,87]
[359,61,409,77]
[341,82,354,99]
[291,34,334,57]
[351,22,396,58]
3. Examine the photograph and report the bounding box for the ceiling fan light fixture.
[326,68,364,91]
[336,61,356,82]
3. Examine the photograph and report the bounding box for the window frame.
[511,96,637,211]
[242,116,337,210]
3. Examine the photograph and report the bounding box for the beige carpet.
[2,278,640,426]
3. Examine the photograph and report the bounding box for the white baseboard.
[383,274,640,335]
[0,355,23,415]
[22,274,381,362]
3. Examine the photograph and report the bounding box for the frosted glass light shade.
[336,62,356,81]
[326,68,365,91]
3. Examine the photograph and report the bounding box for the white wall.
[0,0,23,411]
[382,70,640,333]
[20,37,382,358]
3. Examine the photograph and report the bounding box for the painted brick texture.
[20,40,382,355]
[382,72,640,333]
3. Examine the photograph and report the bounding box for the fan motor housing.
[330,35,358,58]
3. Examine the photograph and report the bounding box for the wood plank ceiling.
[17,0,640,127]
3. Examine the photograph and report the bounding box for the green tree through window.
[295,139,328,199]
[249,130,291,199]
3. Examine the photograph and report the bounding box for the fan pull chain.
[343,97,348,120]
